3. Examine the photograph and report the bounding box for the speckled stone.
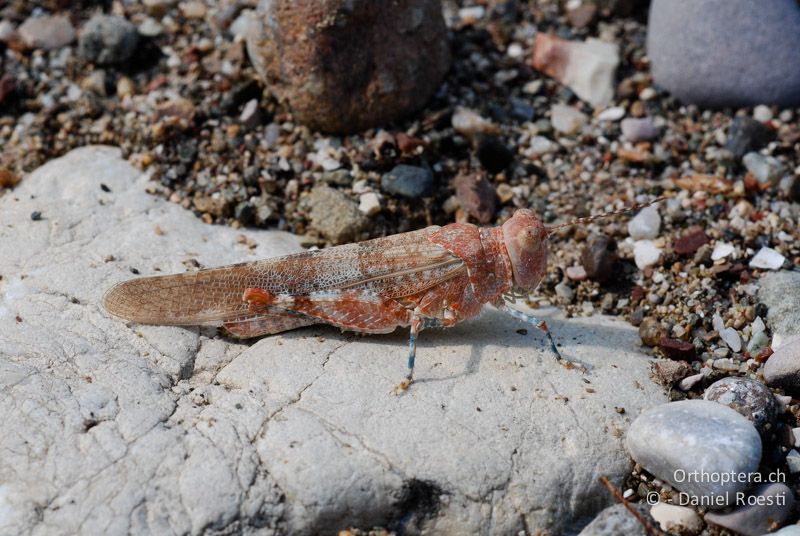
[703,377,777,435]
[763,336,800,393]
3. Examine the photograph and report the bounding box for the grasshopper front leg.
[496,301,585,372]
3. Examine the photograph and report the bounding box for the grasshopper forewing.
[104,199,663,392]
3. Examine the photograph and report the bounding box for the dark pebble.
[454,174,497,224]
[726,117,775,159]
[78,14,140,65]
[673,229,709,256]
[658,337,697,360]
[130,267,140,274]
[580,234,618,282]
[100,183,111,192]
[234,202,256,225]
[509,98,535,122]
[381,165,434,198]
[477,135,515,174]
[30,211,42,221]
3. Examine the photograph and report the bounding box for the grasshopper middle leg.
[393,315,444,394]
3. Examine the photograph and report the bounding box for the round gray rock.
[763,336,800,393]
[381,165,435,199]
[625,400,762,507]
[79,14,140,65]
[647,0,800,107]
[703,376,777,435]
[704,482,795,536]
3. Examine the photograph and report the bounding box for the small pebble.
[550,104,588,135]
[678,373,704,391]
[711,242,735,261]
[308,185,368,244]
[703,377,777,434]
[554,281,574,302]
[451,107,495,137]
[30,211,42,221]
[358,192,381,216]
[673,229,709,256]
[620,117,659,142]
[786,450,800,474]
[763,335,800,393]
[704,483,794,536]
[526,136,557,158]
[381,165,434,199]
[652,359,692,386]
[18,14,75,50]
[633,240,662,269]
[725,117,775,159]
[639,317,663,347]
[658,337,696,360]
[79,15,140,65]
[454,174,496,224]
[595,106,626,122]
[578,503,655,536]
[743,152,785,187]
[565,266,587,281]
[580,234,617,281]
[625,400,762,505]
[749,247,785,270]
[649,502,702,534]
[719,327,742,352]
[628,205,661,240]
[753,104,773,123]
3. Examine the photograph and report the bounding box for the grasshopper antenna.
[545,195,668,234]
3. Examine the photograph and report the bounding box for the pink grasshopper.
[103,199,661,392]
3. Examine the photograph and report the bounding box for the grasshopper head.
[502,209,549,292]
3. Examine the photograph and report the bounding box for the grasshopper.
[103,198,662,392]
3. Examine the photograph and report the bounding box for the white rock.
[526,136,557,158]
[534,35,619,107]
[595,106,626,122]
[633,240,662,269]
[678,373,705,392]
[719,327,742,352]
[743,152,785,187]
[358,192,381,216]
[753,104,773,122]
[627,205,661,240]
[0,148,668,535]
[712,313,726,334]
[452,106,495,137]
[787,450,800,474]
[650,502,702,534]
[749,247,785,270]
[711,242,735,261]
[550,104,588,135]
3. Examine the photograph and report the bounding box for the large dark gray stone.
[647,0,800,107]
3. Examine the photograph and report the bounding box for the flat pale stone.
[0,146,667,535]
[625,400,762,508]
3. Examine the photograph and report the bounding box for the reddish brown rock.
[246,0,450,134]
[580,233,618,282]
[0,73,14,105]
[674,229,710,256]
[659,337,697,361]
[454,174,497,224]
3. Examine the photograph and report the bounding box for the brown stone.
[246,0,450,134]
[658,337,697,361]
[651,359,692,387]
[0,168,20,188]
[567,3,598,28]
[639,317,663,347]
[580,233,618,282]
[454,174,497,224]
[673,229,709,256]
